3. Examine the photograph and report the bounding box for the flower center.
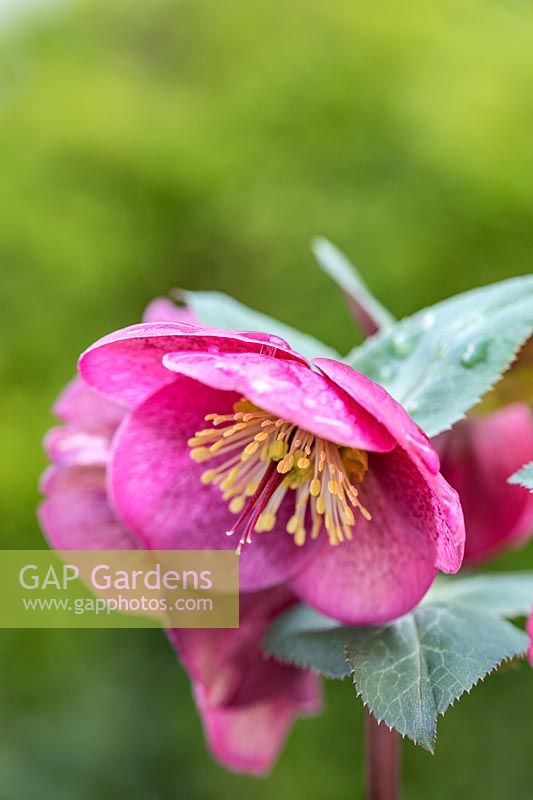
[188,398,371,553]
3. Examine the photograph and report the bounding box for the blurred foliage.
[0,0,532,797]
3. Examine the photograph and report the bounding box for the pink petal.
[436,404,533,564]
[168,588,322,775]
[44,427,110,467]
[163,351,395,452]
[53,376,126,433]
[79,322,308,408]
[142,297,198,325]
[313,358,440,473]
[42,377,125,493]
[109,378,322,589]
[313,357,464,573]
[170,588,300,707]
[39,465,138,550]
[289,447,446,624]
[193,675,321,776]
[40,464,101,495]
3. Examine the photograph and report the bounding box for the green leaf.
[348,604,527,750]
[347,276,533,437]
[264,605,353,679]
[264,601,528,751]
[508,462,533,490]
[423,573,533,617]
[311,236,396,334]
[184,289,340,362]
[475,337,533,412]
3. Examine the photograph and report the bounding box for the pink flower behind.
[169,587,322,775]
[79,320,465,624]
[39,377,135,551]
[39,296,193,550]
[142,296,198,327]
[435,404,533,564]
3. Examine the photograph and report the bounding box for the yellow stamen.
[243,441,260,457]
[190,447,211,462]
[189,398,371,549]
[310,478,321,496]
[200,469,217,484]
[229,496,245,513]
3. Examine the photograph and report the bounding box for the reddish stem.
[364,711,401,800]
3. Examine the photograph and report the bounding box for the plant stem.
[364,710,401,800]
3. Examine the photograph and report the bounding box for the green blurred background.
[1,0,532,797]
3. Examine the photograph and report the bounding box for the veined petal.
[436,404,533,564]
[289,447,440,623]
[79,322,308,408]
[162,351,395,452]
[109,378,322,590]
[313,357,464,572]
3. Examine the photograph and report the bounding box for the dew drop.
[251,378,272,393]
[391,330,419,358]
[421,311,435,330]
[461,339,490,369]
[207,345,220,354]
[378,364,396,382]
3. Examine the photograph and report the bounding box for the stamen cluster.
[188,399,371,553]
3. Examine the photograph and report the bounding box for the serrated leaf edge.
[346,633,527,752]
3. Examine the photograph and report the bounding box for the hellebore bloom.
[435,404,533,564]
[78,321,465,624]
[39,301,322,776]
[169,587,321,775]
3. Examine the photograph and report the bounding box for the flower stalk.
[364,710,401,800]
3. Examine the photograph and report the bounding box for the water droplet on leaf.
[378,364,396,382]
[461,339,490,368]
[391,330,418,358]
[422,311,435,330]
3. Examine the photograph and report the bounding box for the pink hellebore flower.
[77,318,465,625]
[39,299,322,776]
[435,404,533,564]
